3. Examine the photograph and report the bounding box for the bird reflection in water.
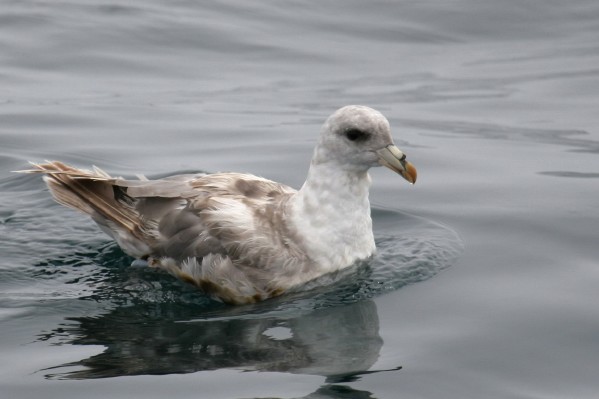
[38,297,397,387]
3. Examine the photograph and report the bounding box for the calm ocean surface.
[1,1,599,398]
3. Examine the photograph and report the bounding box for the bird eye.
[345,129,370,142]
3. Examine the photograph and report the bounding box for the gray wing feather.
[21,161,310,303]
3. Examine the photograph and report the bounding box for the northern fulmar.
[21,105,417,304]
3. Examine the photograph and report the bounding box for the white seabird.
[21,105,417,304]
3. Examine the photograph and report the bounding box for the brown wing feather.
[190,174,316,292]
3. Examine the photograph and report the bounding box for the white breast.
[288,161,376,273]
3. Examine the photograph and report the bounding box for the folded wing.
[22,161,311,303]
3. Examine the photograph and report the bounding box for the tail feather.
[24,162,133,221]
[18,161,153,253]
[42,175,95,214]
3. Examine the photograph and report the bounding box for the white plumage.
[20,105,417,304]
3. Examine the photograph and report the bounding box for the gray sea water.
[1,1,599,398]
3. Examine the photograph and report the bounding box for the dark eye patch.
[344,128,370,142]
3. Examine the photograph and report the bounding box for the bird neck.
[297,160,372,210]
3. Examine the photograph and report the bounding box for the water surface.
[1,1,599,398]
